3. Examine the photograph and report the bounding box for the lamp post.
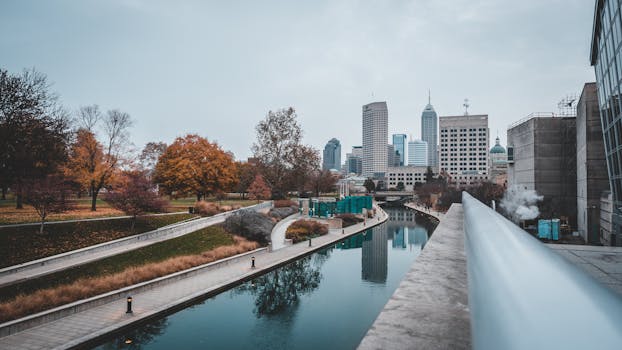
[126,296,133,314]
[251,256,256,269]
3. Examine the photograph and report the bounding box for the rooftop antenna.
[428,89,431,104]
[463,98,470,116]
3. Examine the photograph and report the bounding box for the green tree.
[396,181,405,191]
[364,178,376,193]
[425,166,435,183]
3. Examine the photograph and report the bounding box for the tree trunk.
[39,212,46,234]
[15,182,23,209]
[131,216,136,232]
[196,193,202,202]
[91,182,98,211]
[1,186,6,200]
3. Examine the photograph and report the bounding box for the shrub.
[274,199,297,208]
[223,210,275,244]
[285,220,328,243]
[194,201,221,216]
[336,213,363,228]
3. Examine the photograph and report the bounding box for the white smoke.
[500,185,543,223]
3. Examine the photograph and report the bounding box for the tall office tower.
[439,114,489,186]
[322,138,341,171]
[591,0,622,244]
[362,102,389,178]
[387,144,399,167]
[407,139,428,166]
[392,134,407,166]
[421,94,438,170]
[345,146,363,175]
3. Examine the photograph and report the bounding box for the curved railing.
[462,192,622,350]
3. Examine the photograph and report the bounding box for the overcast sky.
[1,0,595,161]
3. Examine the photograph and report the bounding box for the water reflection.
[362,227,388,283]
[100,318,169,350]
[237,252,329,317]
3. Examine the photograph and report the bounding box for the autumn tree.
[252,107,319,198]
[139,141,167,179]
[104,170,168,230]
[248,174,271,200]
[306,170,337,197]
[234,161,257,199]
[23,175,73,234]
[425,166,435,183]
[154,134,237,201]
[0,68,71,208]
[364,178,376,193]
[66,106,133,211]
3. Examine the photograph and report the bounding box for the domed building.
[489,136,508,186]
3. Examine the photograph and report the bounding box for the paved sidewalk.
[404,202,444,221]
[0,208,388,350]
[0,211,189,229]
[270,213,301,250]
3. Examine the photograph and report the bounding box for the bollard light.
[342,229,344,234]
[251,256,256,269]
[126,296,133,314]
[308,237,312,247]
[125,338,133,344]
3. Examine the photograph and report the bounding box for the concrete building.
[386,166,434,191]
[439,114,489,186]
[489,136,508,187]
[408,140,428,167]
[421,96,438,170]
[591,0,622,243]
[601,191,614,245]
[387,144,400,168]
[576,83,610,244]
[392,134,407,166]
[345,146,363,175]
[507,114,577,225]
[362,102,388,178]
[322,138,341,171]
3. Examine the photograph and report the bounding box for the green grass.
[0,213,196,268]
[0,225,234,303]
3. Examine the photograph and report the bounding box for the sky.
[0,0,596,161]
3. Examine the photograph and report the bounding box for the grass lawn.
[0,213,196,268]
[0,225,259,322]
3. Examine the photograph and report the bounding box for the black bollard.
[342,229,345,234]
[308,238,312,247]
[126,296,133,314]
[251,256,256,269]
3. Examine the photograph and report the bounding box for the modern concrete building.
[421,96,438,170]
[407,140,428,167]
[507,114,577,225]
[601,191,614,245]
[591,0,622,243]
[387,144,400,168]
[392,134,407,166]
[345,146,363,175]
[386,166,435,191]
[322,138,341,171]
[489,136,508,187]
[362,102,388,178]
[576,82,610,244]
[439,114,489,186]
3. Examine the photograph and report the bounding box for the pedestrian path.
[0,206,388,350]
[404,202,444,221]
[0,202,272,288]
[270,213,301,250]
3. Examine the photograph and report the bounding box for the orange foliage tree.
[247,174,271,200]
[154,134,237,201]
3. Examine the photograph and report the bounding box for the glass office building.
[591,0,622,243]
[392,134,407,166]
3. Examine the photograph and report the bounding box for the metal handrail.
[462,192,622,350]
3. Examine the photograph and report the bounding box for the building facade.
[407,140,428,167]
[439,114,489,186]
[421,99,438,170]
[322,138,341,171]
[362,102,389,178]
[392,134,407,166]
[576,82,610,244]
[507,114,577,225]
[591,0,622,243]
[489,136,508,187]
[386,166,436,191]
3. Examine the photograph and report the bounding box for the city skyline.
[0,1,594,161]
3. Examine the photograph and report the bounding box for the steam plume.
[500,185,543,223]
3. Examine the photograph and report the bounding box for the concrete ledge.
[0,202,272,286]
[358,204,470,350]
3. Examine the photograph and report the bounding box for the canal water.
[93,207,435,350]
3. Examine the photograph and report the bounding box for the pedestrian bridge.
[360,192,622,350]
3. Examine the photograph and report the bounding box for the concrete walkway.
[0,207,388,350]
[359,204,469,350]
[270,213,301,250]
[404,202,444,221]
[0,211,190,229]
[0,202,272,288]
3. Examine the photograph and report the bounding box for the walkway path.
[0,207,388,350]
[270,213,301,250]
[0,202,272,288]
[404,202,444,221]
[0,211,189,229]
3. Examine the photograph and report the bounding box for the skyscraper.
[591,0,622,244]
[408,139,428,167]
[421,94,438,170]
[322,138,341,171]
[362,102,388,178]
[392,134,407,166]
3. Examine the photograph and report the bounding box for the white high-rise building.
[408,140,428,167]
[362,102,388,178]
[439,114,489,186]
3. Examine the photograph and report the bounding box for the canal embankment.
[0,206,388,350]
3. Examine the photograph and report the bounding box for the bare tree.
[76,104,101,132]
[24,175,74,233]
